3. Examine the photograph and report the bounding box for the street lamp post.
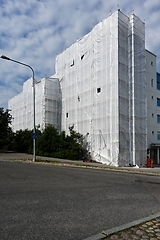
[1,55,36,161]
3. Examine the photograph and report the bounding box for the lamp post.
[1,55,36,161]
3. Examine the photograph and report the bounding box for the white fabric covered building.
[54,10,147,166]
[8,77,61,132]
[8,10,148,167]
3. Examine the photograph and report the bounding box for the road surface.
[0,160,160,239]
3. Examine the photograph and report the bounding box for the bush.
[10,125,88,160]
[0,108,13,150]
[12,129,33,153]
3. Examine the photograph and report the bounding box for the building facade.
[146,50,160,164]
[54,10,147,166]
[8,77,61,132]
[8,10,160,166]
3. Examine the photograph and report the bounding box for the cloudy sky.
[0,0,160,109]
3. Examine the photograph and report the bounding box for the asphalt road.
[0,160,160,240]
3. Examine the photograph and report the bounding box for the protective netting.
[54,10,147,166]
[8,10,147,167]
[8,77,61,132]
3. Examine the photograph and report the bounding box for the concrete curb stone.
[0,152,160,176]
[83,212,160,240]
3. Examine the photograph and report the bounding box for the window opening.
[151,79,153,87]
[157,115,160,123]
[66,113,68,118]
[97,88,101,93]
[157,73,160,90]
[157,98,160,106]
[158,131,160,140]
[70,60,74,67]
[81,54,85,60]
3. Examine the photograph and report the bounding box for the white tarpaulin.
[8,77,61,132]
[54,10,147,166]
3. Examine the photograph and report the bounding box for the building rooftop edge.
[146,49,157,57]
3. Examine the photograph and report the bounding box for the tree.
[36,125,87,160]
[64,125,84,160]
[0,108,13,149]
[36,125,60,157]
[5,122,88,160]
[12,129,33,153]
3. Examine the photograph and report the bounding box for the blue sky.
[0,0,160,108]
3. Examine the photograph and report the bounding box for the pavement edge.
[83,211,160,240]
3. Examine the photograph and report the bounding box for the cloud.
[0,0,160,109]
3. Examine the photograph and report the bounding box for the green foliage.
[12,129,33,153]
[0,108,13,149]
[2,119,88,160]
[63,125,84,160]
[36,125,87,160]
[36,125,59,157]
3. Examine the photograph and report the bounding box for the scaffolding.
[54,10,147,166]
[8,77,61,132]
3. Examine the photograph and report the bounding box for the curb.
[28,159,160,176]
[83,212,160,240]
[1,156,160,176]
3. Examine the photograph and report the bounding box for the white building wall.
[118,12,147,166]
[9,77,61,132]
[9,79,33,131]
[55,11,119,166]
[146,50,157,147]
[55,10,146,166]
[127,14,146,166]
[146,50,160,164]
[8,9,150,166]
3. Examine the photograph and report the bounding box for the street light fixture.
[1,55,36,161]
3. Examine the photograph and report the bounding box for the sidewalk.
[0,152,160,176]
[1,152,160,240]
[103,216,160,240]
[84,213,160,240]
